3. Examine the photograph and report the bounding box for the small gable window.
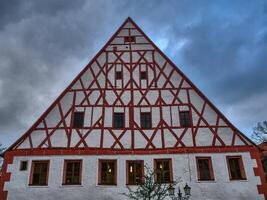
[141,112,151,129]
[20,161,28,171]
[63,160,82,185]
[196,157,214,181]
[113,112,124,128]
[124,36,136,43]
[141,71,147,80]
[99,160,117,185]
[179,111,191,127]
[115,71,122,80]
[226,156,246,180]
[73,112,84,128]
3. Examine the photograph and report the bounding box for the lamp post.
[168,183,191,200]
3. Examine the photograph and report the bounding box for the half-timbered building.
[0,17,266,200]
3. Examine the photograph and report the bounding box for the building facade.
[0,18,266,200]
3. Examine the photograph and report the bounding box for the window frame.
[126,160,144,185]
[196,157,215,181]
[179,110,192,127]
[29,160,50,186]
[62,160,83,185]
[113,112,125,129]
[20,160,28,171]
[154,159,173,183]
[226,156,247,181]
[140,112,152,129]
[72,112,85,129]
[98,159,117,185]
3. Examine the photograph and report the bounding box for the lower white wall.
[4,152,263,200]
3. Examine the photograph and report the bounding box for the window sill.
[60,184,83,188]
[196,180,216,183]
[97,184,117,187]
[229,179,248,182]
[28,185,49,188]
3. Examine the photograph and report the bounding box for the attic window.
[124,36,136,43]
[141,71,147,80]
[141,112,151,129]
[179,111,191,127]
[115,71,122,80]
[73,112,84,128]
[113,112,124,128]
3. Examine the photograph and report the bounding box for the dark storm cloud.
[0,0,266,146]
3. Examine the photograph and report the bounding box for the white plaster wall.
[5,152,263,200]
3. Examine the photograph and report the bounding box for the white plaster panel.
[45,106,61,128]
[131,44,154,51]
[31,131,46,148]
[60,92,73,114]
[17,137,31,149]
[84,107,92,127]
[136,36,149,44]
[96,53,106,67]
[195,128,214,146]
[104,107,112,127]
[85,129,101,148]
[217,128,233,146]
[50,130,67,147]
[162,106,171,125]
[117,29,129,37]
[152,107,160,126]
[171,106,179,126]
[75,91,85,105]
[92,107,102,125]
[203,104,218,126]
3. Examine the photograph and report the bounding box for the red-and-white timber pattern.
[11,18,253,150]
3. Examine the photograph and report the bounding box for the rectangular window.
[154,159,172,183]
[20,161,28,171]
[226,156,246,180]
[73,112,84,128]
[29,161,49,186]
[124,36,136,43]
[63,160,82,185]
[196,157,214,181]
[99,160,117,185]
[179,111,191,127]
[115,71,122,80]
[126,161,144,185]
[141,112,151,129]
[141,71,147,80]
[113,112,124,128]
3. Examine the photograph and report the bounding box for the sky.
[0,0,267,147]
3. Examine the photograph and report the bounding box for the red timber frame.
[1,17,266,199]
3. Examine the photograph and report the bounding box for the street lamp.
[168,183,191,200]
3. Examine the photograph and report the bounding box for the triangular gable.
[8,17,255,151]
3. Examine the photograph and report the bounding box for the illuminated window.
[196,157,214,181]
[99,160,117,185]
[154,159,172,183]
[63,160,82,185]
[127,161,144,185]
